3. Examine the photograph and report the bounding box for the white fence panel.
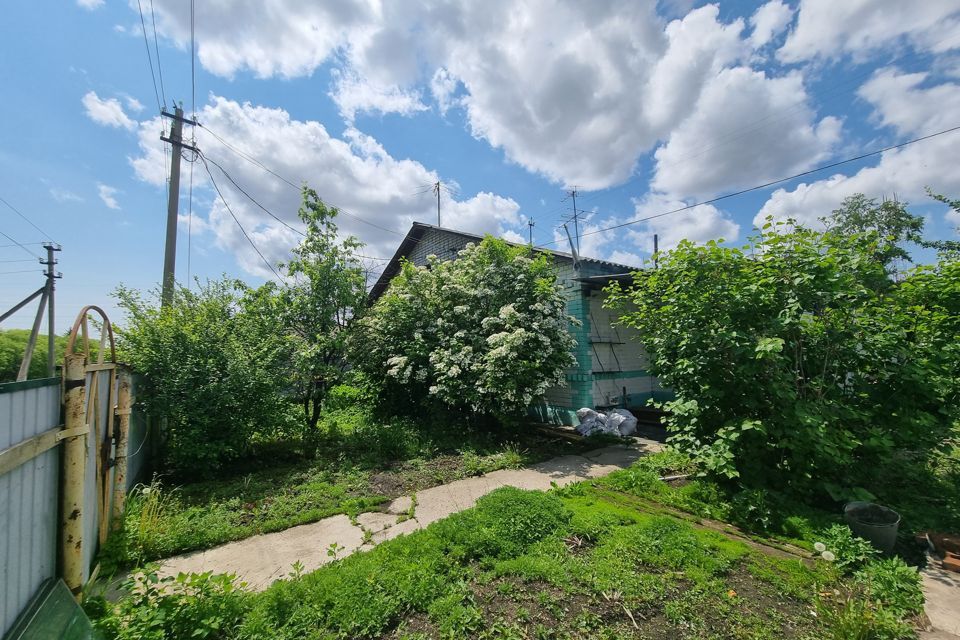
[0,378,61,638]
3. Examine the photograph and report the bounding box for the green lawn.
[91,456,925,639]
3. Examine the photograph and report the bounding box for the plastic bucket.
[844,501,901,554]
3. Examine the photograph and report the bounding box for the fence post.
[111,367,132,529]
[60,353,87,599]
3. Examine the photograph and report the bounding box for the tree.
[607,220,953,497]
[277,187,369,431]
[922,190,960,257]
[821,193,924,267]
[352,238,577,419]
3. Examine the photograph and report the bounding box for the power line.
[0,242,45,248]
[197,123,406,237]
[202,152,306,237]
[199,155,283,281]
[149,0,166,108]
[540,123,960,248]
[0,269,42,275]
[200,151,392,261]
[136,0,162,112]
[190,0,196,121]
[0,259,38,264]
[0,228,40,259]
[0,196,54,242]
[573,32,960,211]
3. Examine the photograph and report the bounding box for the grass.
[100,410,598,571]
[90,482,924,640]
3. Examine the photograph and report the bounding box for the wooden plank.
[0,428,60,476]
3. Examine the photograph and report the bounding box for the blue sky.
[2,0,959,332]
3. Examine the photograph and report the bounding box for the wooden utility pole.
[160,105,198,307]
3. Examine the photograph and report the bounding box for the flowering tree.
[352,238,577,417]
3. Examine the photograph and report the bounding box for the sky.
[1,0,960,333]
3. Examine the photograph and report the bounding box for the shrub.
[351,237,577,419]
[114,279,294,474]
[91,571,248,640]
[608,220,958,495]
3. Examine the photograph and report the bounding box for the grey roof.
[369,222,639,300]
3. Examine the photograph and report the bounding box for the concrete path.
[920,554,960,639]
[156,441,662,591]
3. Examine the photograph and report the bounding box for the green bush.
[608,220,959,496]
[114,280,295,474]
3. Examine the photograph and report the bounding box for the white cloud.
[124,95,145,113]
[500,230,526,244]
[50,188,83,203]
[82,91,137,130]
[779,0,960,63]
[330,69,428,122]
[97,183,121,210]
[857,68,960,136]
[77,0,104,9]
[608,250,644,268]
[627,194,739,252]
[749,0,794,49]
[131,96,522,278]
[139,1,756,190]
[756,72,960,227]
[651,67,841,199]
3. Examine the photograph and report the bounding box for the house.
[370,222,670,425]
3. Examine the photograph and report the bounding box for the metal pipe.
[60,352,87,599]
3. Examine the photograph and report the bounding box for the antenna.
[433,181,441,227]
[528,219,535,245]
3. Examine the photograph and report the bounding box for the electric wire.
[0,269,42,275]
[0,196,54,242]
[135,0,162,113]
[0,259,38,264]
[149,0,166,108]
[199,155,283,281]
[190,0,196,121]
[198,124,406,237]
[200,152,391,261]
[0,229,40,259]
[539,123,960,249]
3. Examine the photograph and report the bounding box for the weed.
[816,524,880,573]
[855,557,924,618]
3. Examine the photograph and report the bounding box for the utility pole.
[566,188,580,253]
[433,181,441,227]
[160,105,198,307]
[41,243,61,376]
[528,219,535,246]
[653,233,659,269]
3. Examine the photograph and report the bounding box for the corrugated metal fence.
[0,378,61,638]
[0,371,151,637]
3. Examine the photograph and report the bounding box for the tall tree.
[280,187,369,431]
[821,193,924,267]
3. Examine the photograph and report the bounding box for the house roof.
[369,222,639,300]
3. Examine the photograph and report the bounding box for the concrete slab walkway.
[920,554,960,639]
[156,440,662,591]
